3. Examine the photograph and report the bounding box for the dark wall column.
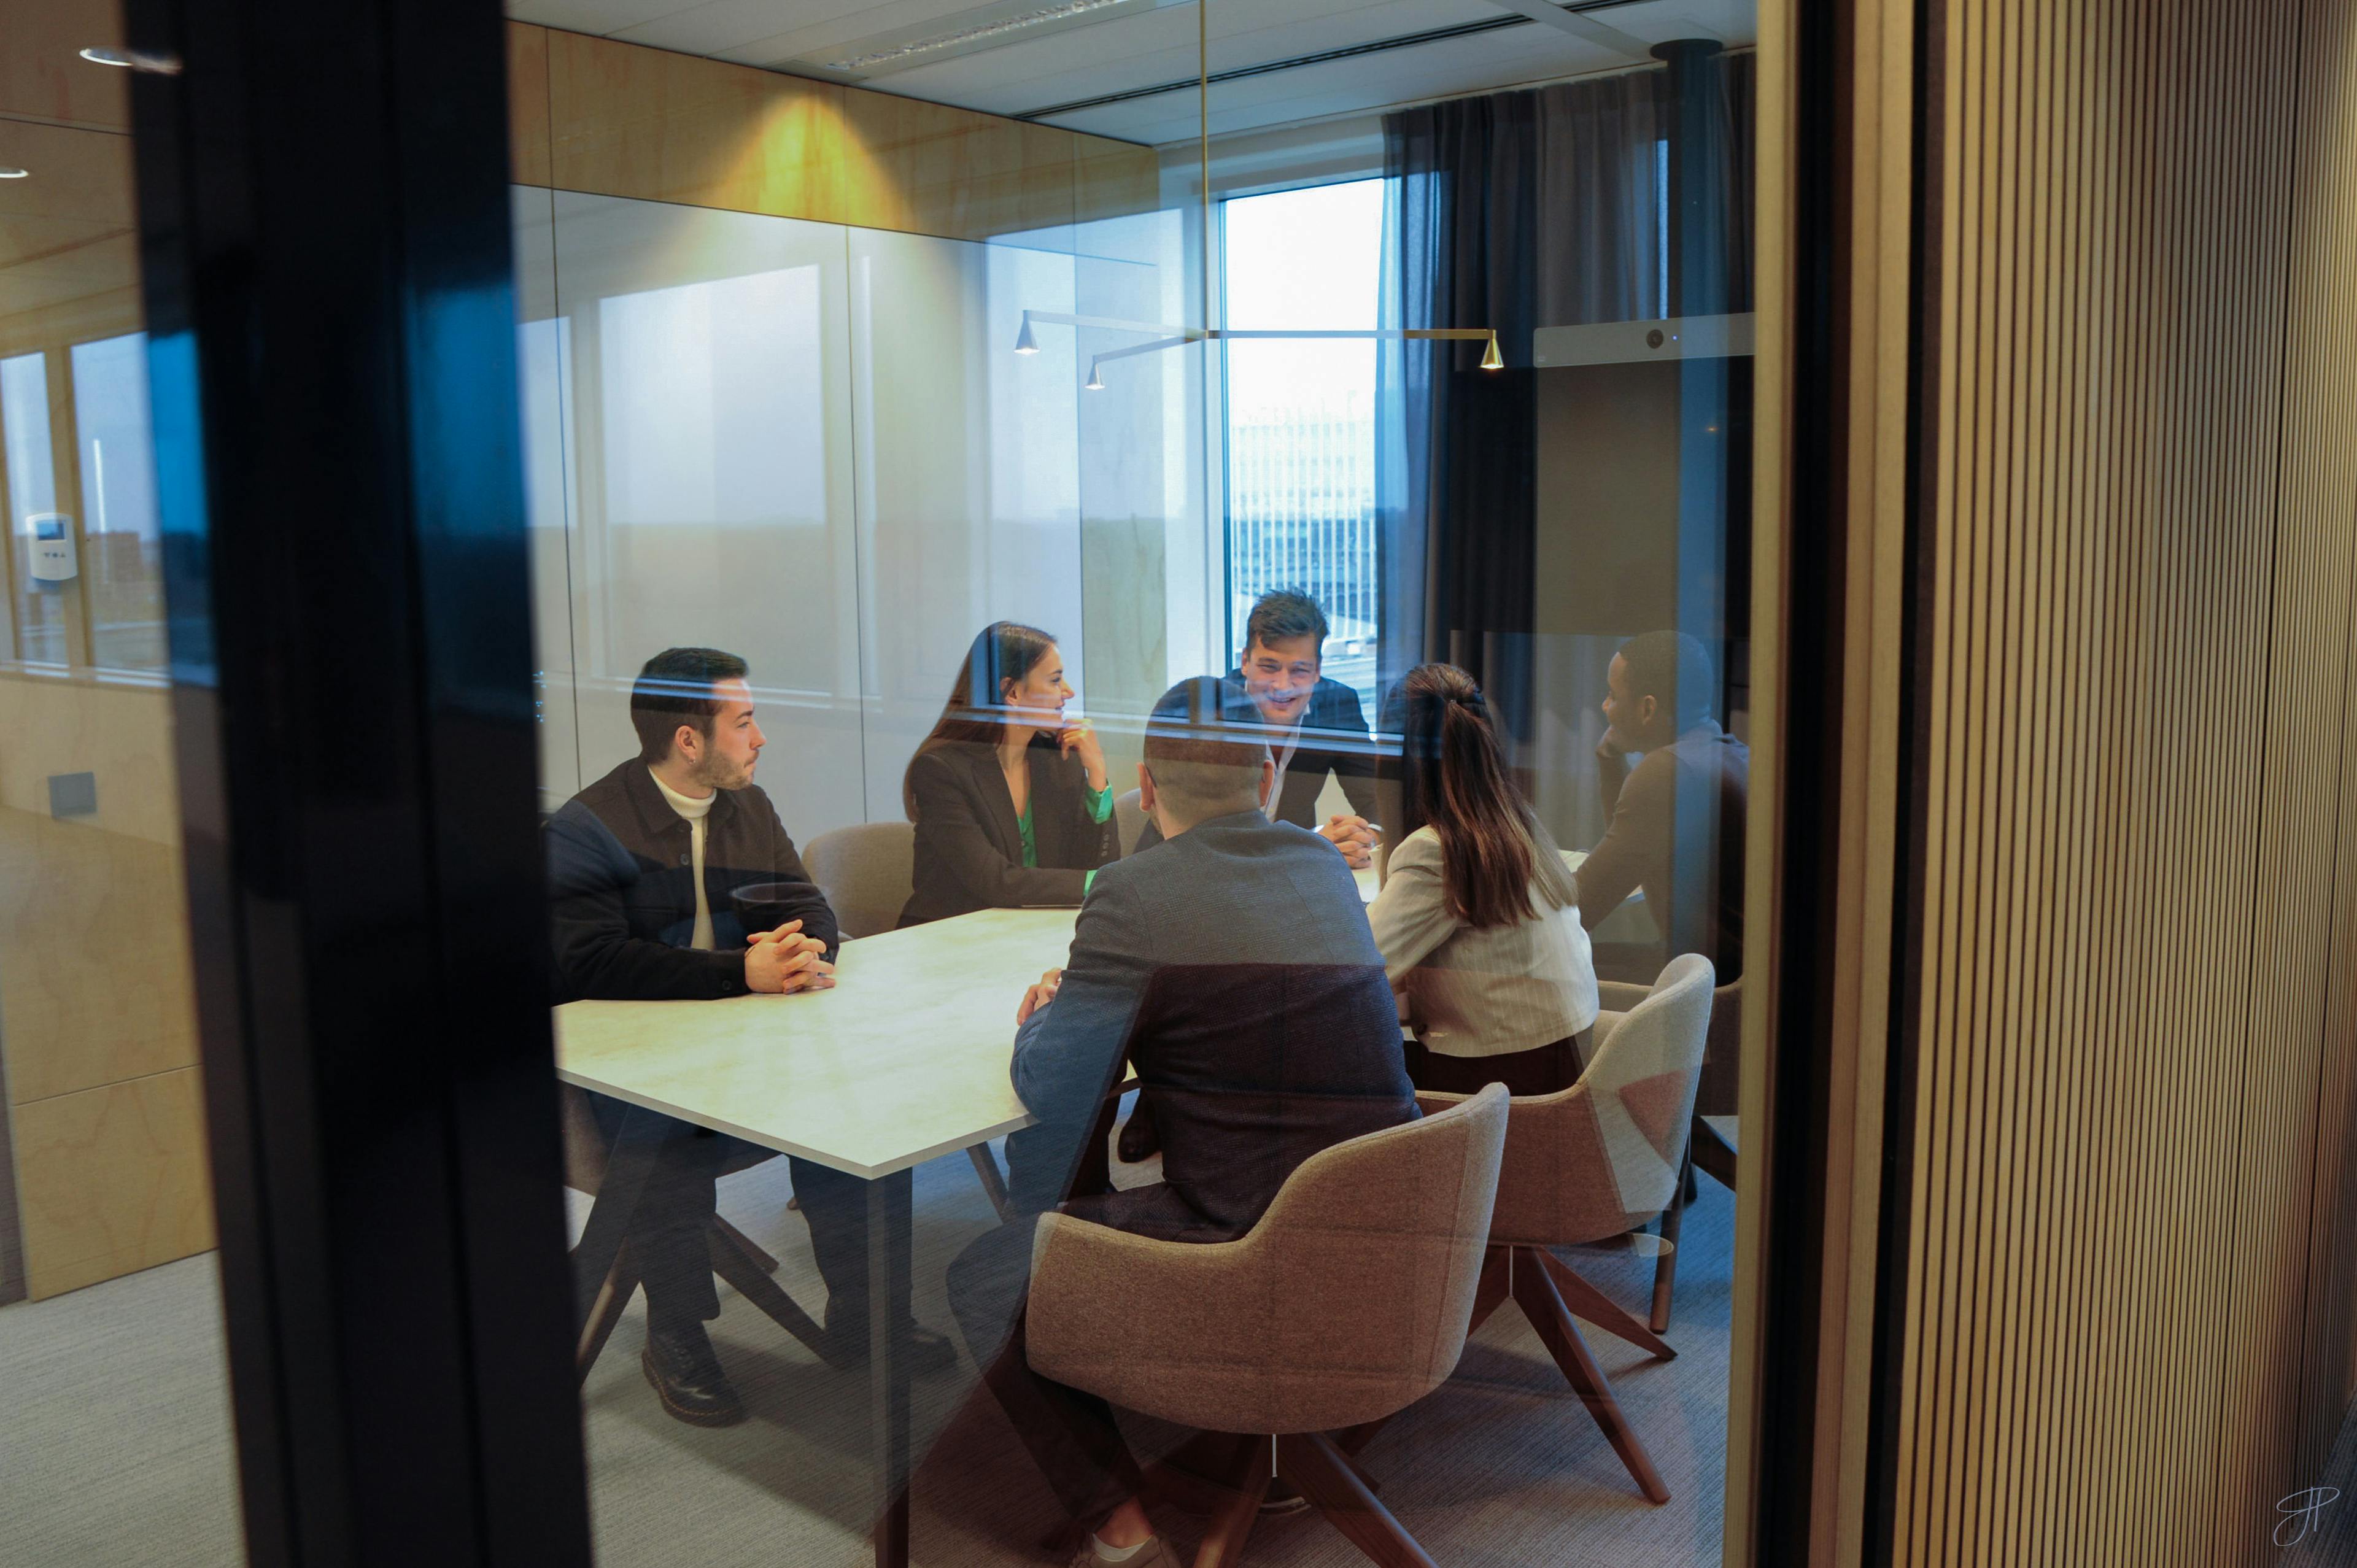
[120,1,590,1563]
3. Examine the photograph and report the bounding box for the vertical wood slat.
[2281,0,2357,1512]
[1891,0,2357,1561]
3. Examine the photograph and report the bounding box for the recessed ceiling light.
[80,45,182,74]
[0,168,28,180]
[788,0,1175,80]
[821,0,1133,73]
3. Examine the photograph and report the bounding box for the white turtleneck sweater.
[649,768,717,950]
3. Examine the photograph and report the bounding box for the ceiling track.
[1015,0,1663,122]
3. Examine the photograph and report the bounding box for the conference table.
[551,846,1585,1566]
[555,903,1080,1567]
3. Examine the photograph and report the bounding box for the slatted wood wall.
[1893,0,2357,1561]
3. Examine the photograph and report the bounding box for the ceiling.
[505,0,1756,145]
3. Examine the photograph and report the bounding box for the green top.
[1021,781,1117,894]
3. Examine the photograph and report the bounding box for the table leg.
[868,1167,913,1568]
[571,1103,665,1343]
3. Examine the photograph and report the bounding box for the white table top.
[554,908,1080,1180]
[559,849,1601,1182]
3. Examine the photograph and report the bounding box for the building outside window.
[1220,178,1385,710]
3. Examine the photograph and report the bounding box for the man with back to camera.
[1131,590,1382,867]
[544,646,953,1428]
[1577,628,1751,983]
[1121,590,1388,1159]
[944,676,1420,1568]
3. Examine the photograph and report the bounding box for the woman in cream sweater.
[1369,663,1600,1095]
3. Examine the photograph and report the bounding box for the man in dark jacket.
[1132,590,1381,865]
[1580,629,1749,983]
[945,677,1417,1568]
[546,646,950,1426]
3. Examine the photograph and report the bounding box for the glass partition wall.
[517,195,1188,836]
[521,4,1757,1566]
[0,10,239,1565]
[514,130,1206,1568]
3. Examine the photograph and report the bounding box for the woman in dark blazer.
[898,621,1120,927]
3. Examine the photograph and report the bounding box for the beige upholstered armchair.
[1600,968,1743,1329]
[1026,1084,1511,1566]
[1113,787,1149,857]
[802,821,916,939]
[1414,952,1715,1505]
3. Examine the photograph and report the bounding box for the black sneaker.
[642,1323,745,1427]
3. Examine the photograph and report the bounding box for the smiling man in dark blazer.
[1132,590,1381,867]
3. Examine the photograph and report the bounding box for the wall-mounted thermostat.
[28,514,76,584]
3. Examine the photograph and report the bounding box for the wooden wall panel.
[0,806,197,1103]
[506,21,551,188]
[0,676,203,1297]
[1074,137,1164,230]
[10,1065,212,1300]
[841,90,1078,242]
[1891,0,2357,1561]
[0,118,142,358]
[0,0,130,133]
[546,29,862,226]
[523,23,1158,243]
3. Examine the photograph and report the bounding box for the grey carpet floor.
[0,1130,1735,1567]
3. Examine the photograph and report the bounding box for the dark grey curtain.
[1374,53,1753,736]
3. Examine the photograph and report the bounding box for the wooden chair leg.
[1535,1246,1676,1361]
[1276,1432,1437,1568]
[1467,1243,1511,1337]
[1651,1146,1690,1334]
[575,1241,639,1383]
[706,1219,841,1366]
[1691,1113,1738,1189]
[1333,1418,1390,1458]
[1190,1435,1272,1568]
[713,1215,780,1274]
[966,1142,1012,1222]
[1512,1251,1670,1504]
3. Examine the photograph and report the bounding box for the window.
[2,351,65,665]
[72,333,165,672]
[1220,179,1385,711]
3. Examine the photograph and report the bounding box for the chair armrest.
[1024,1213,1271,1429]
[1414,1088,1468,1118]
[1596,980,1651,1013]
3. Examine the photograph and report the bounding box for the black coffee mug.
[730,882,803,935]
